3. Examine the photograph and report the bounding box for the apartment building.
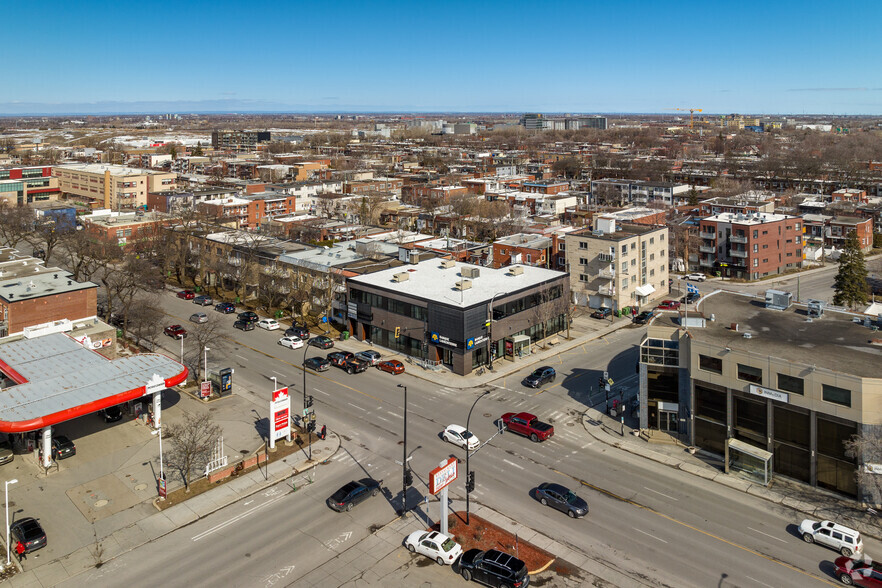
[211,130,271,152]
[521,180,569,195]
[591,178,692,206]
[828,216,873,252]
[146,187,238,214]
[54,163,176,210]
[566,217,669,311]
[698,192,776,217]
[344,178,404,197]
[198,193,297,230]
[80,210,170,248]
[491,233,553,269]
[698,212,803,279]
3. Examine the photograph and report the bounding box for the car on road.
[51,435,76,460]
[327,478,381,512]
[328,351,354,367]
[189,312,208,324]
[215,302,236,314]
[523,366,555,388]
[834,555,882,586]
[285,326,310,339]
[278,336,304,350]
[459,549,529,588]
[176,290,196,300]
[404,530,462,566]
[257,318,280,330]
[442,424,479,450]
[309,335,334,349]
[0,440,14,466]
[233,320,255,331]
[656,300,681,311]
[681,292,701,304]
[343,357,369,374]
[633,310,654,325]
[237,311,259,324]
[378,360,405,375]
[193,295,213,306]
[799,519,862,556]
[501,412,554,442]
[164,324,187,338]
[356,350,382,366]
[685,273,706,282]
[590,307,612,319]
[101,405,123,423]
[535,482,588,518]
[304,357,330,372]
[10,518,47,553]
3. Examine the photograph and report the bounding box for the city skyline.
[3,0,881,116]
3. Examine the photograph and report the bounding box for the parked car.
[309,336,334,349]
[101,405,123,423]
[799,519,863,556]
[278,336,304,350]
[0,440,14,466]
[257,318,280,330]
[681,292,701,304]
[51,435,76,460]
[501,412,554,442]
[237,311,259,324]
[685,273,706,282]
[327,479,381,512]
[304,357,330,372]
[442,424,479,450]
[343,357,369,374]
[10,518,47,553]
[328,351,354,367]
[523,366,555,388]
[378,360,405,375]
[591,307,612,319]
[164,325,187,338]
[193,295,213,306]
[656,300,681,311]
[285,326,310,339]
[834,555,882,586]
[215,302,236,314]
[356,350,382,366]
[535,482,588,518]
[233,320,255,331]
[633,310,654,324]
[176,290,196,300]
[459,549,529,588]
[189,312,208,324]
[404,530,462,566]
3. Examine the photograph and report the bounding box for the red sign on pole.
[200,381,211,398]
[272,386,289,402]
[274,407,289,433]
[429,457,458,495]
[158,475,167,498]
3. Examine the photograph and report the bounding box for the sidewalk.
[580,403,882,542]
[5,433,340,588]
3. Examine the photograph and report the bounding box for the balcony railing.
[699,231,716,239]
[598,285,615,296]
[699,257,715,267]
[729,234,748,244]
[699,245,716,254]
[598,267,615,279]
[730,249,748,258]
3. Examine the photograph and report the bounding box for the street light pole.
[179,334,184,366]
[203,347,210,382]
[398,383,407,515]
[5,478,18,566]
[302,344,314,461]
[465,390,490,525]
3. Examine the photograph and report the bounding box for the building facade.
[211,130,272,152]
[698,212,803,279]
[54,164,176,210]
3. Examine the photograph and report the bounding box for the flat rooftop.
[690,291,882,378]
[0,266,96,302]
[56,163,166,176]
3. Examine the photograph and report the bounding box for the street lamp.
[301,344,316,461]
[203,347,210,382]
[398,383,408,515]
[465,390,490,524]
[179,334,184,366]
[486,291,508,369]
[5,478,18,566]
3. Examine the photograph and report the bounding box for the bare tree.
[845,426,882,508]
[0,203,36,249]
[127,301,165,351]
[165,411,222,491]
[530,284,568,348]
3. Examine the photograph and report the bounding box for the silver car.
[356,350,382,366]
[189,313,208,324]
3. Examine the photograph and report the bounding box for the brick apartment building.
[491,233,554,269]
[521,180,569,195]
[828,216,873,252]
[54,163,177,210]
[80,210,171,249]
[211,130,271,152]
[698,212,803,279]
[344,178,404,197]
[198,193,297,230]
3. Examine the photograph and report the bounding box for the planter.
[687,446,697,455]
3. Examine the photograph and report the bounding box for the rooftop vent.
[508,266,524,276]
[461,266,480,279]
[392,272,410,283]
[455,279,472,291]
[440,259,456,269]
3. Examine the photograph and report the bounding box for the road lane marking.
[748,527,788,543]
[347,402,367,412]
[192,494,288,541]
[235,354,249,361]
[643,487,678,501]
[503,459,525,470]
[314,388,329,396]
[387,411,402,418]
[376,416,391,423]
[272,370,286,377]
[745,575,776,588]
[634,528,668,543]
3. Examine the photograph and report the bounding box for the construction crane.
[664,108,703,129]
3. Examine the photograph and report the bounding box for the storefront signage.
[466,338,474,350]
[473,335,488,345]
[347,302,357,319]
[748,384,789,403]
[429,457,458,495]
[865,463,882,475]
[270,386,291,443]
[435,334,458,348]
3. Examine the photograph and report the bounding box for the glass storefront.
[817,416,858,497]
[773,406,810,483]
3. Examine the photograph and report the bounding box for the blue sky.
[3,0,881,115]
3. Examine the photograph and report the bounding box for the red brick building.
[829,216,873,252]
[698,212,803,279]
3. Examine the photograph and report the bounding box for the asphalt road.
[139,291,872,587]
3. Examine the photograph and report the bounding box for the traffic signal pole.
[465,390,490,525]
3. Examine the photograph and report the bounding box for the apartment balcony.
[699,257,715,267]
[730,249,748,258]
[699,231,717,239]
[598,285,615,296]
[729,234,748,244]
[699,245,716,254]
[597,267,615,279]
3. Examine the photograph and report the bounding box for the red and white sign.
[270,386,291,444]
[273,387,289,403]
[200,381,211,399]
[429,457,458,495]
[274,407,289,432]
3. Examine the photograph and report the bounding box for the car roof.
[512,412,536,419]
[540,482,570,494]
[446,424,466,433]
[484,549,523,569]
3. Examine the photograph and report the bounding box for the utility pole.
[466,390,490,524]
[398,383,408,515]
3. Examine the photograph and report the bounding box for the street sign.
[158,474,167,498]
[429,457,458,495]
[200,381,211,399]
[607,378,614,385]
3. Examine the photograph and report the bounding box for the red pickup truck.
[501,412,554,442]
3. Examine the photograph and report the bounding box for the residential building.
[832,188,868,204]
[591,178,692,206]
[80,210,170,248]
[698,192,776,217]
[566,218,669,311]
[521,180,569,195]
[211,130,271,152]
[198,193,297,230]
[491,233,553,268]
[698,212,803,279]
[54,163,177,210]
[828,216,873,252]
[453,123,477,135]
[146,187,239,214]
[0,167,60,204]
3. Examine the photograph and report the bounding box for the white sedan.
[257,318,280,331]
[278,336,304,350]
[404,530,462,566]
[442,424,479,450]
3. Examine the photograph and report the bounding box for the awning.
[635,284,656,297]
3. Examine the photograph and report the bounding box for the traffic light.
[404,469,413,487]
[307,421,316,432]
[306,395,314,409]
[394,326,400,339]
[598,376,605,388]
[466,471,475,493]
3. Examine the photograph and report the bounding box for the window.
[753,244,758,252]
[822,384,851,407]
[579,274,589,282]
[753,259,758,267]
[661,250,665,257]
[622,245,627,255]
[650,237,655,245]
[579,258,588,265]
[631,242,636,250]
[650,253,655,261]
[526,254,532,262]
[699,354,723,374]
[737,364,763,384]
[777,373,804,395]
[622,277,629,288]
[579,242,587,249]
[661,234,665,241]
[559,243,565,251]
[650,269,655,276]
[753,230,758,238]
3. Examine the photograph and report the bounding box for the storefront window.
[695,385,726,423]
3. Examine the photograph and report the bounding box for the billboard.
[270,386,290,442]
[429,457,458,495]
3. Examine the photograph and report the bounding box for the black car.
[328,351,354,367]
[535,482,589,518]
[459,549,529,588]
[10,518,47,553]
[101,405,123,423]
[327,478,381,512]
[309,335,334,349]
[237,311,259,324]
[681,292,701,304]
[633,310,654,325]
[215,302,236,314]
[304,357,330,372]
[285,326,310,339]
[233,320,255,331]
[193,295,213,306]
[51,435,76,460]
[591,307,612,319]
[343,357,369,374]
[523,366,555,388]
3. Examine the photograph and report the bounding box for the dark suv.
[523,366,555,388]
[285,326,310,339]
[459,549,529,587]
[591,307,612,319]
[343,357,369,374]
[237,311,259,324]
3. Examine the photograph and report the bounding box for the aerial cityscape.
[1,2,882,587]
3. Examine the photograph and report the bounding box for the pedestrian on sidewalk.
[319,424,327,440]
[15,540,26,562]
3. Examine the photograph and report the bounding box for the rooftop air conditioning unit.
[440,259,456,269]
[461,266,480,279]
[456,279,472,291]
[392,272,410,283]
[508,266,524,276]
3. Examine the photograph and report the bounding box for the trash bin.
[341,331,349,340]
[235,296,241,304]
[274,310,283,319]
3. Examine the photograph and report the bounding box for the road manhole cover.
[482,413,492,418]
[313,449,322,455]
[134,483,148,491]
[566,422,575,427]
[94,499,109,508]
